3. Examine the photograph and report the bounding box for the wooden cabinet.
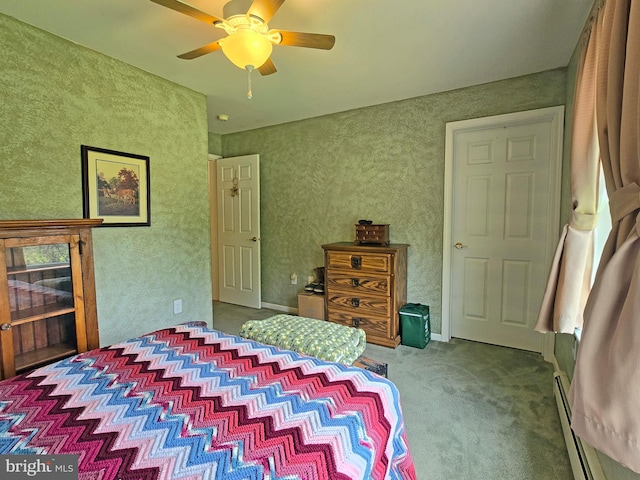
[0,219,102,379]
[322,242,408,348]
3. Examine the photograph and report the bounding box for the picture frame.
[81,145,150,227]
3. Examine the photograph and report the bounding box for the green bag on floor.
[400,303,430,348]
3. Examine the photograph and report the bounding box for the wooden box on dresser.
[0,219,102,379]
[322,242,408,348]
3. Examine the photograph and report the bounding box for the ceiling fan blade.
[258,57,277,75]
[247,0,285,23]
[177,41,222,59]
[273,30,335,50]
[150,0,223,25]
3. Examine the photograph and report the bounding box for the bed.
[0,321,416,479]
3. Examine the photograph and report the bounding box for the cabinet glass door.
[1,235,86,375]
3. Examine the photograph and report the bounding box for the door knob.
[0,323,11,331]
[454,242,468,249]
[249,237,260,242]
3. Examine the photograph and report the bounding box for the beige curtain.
[569,0,640,472]
[535,7,602,334]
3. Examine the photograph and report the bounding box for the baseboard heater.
[553,371,606,480]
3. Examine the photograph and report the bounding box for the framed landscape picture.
[81,145,150,227]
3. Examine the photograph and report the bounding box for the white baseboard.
[261,302,297,314]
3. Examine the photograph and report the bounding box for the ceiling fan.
[150,0,336,76]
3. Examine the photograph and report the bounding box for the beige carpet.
[212,301,572,480]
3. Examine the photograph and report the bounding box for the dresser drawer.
[326,271,390,296]
[326,250,391,273]
[322,242,408,349]
[326,291,390,317]
[327,310,390,339]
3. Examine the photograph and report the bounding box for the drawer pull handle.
[351,256,362,269]
[351,278,360,287]
[351,298,360,307]
[352,317,361,327]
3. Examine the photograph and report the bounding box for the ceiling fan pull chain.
[246,65,253,99]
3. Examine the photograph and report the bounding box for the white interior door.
[442,107,563,353]
[217,154,261,309]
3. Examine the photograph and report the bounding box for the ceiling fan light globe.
[220,28,273,70]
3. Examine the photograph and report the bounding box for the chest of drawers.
[322,242,408,348]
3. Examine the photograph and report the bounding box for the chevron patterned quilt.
[0,322,416,480]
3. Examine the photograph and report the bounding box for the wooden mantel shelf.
[0,218,103,238]
[0,219,103,230]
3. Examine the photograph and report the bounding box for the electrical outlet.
[173,299,183,315]
[290,273,298,285]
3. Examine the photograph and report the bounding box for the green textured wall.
[0,13,212,346]
[208,132,223,156]
[222,69,567,334]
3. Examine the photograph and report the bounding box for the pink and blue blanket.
[0,322,416,479]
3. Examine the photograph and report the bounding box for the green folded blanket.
[239,314,366,365]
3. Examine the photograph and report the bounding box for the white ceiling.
[0,0,594,134]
